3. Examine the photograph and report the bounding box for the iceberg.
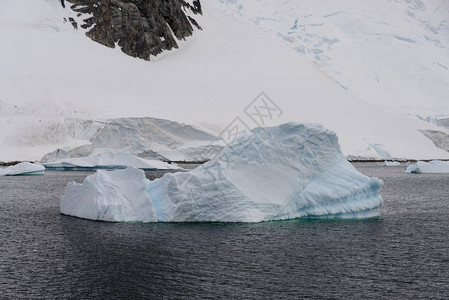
[0,162,45,176]
[60,123,384,222]
[61,168,156,222]
[405,160,449,174]
[382,161,401,167]
[44,151,182,171]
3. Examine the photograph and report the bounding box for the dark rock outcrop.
[63,0,202,60]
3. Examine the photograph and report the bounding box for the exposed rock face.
[63,0,202,60]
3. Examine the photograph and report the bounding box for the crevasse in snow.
[60,123,383,222]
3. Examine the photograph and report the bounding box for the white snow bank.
[382,161,401,167]
[44,151,181,170]
[61,168,156,222]
[60,123,383,222]
[405,160,449,174]
[0,162,45,176]
[210,0,449,118]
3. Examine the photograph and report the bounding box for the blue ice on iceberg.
[60,123,384,222]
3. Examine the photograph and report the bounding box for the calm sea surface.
[1,163,448,299]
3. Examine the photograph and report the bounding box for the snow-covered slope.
[211,0,449,117]
[60,123,384,222]
[1,0,448,161]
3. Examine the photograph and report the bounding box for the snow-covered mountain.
[211,0,449,117]
[0,0,448,162]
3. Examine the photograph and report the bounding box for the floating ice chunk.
[60,123,384,222]
[44,151,182,170]
[0,162,45,176]
[61,167,157,222]
[382,161,401,166]
[147,123,383,222]
[405,160,449,174]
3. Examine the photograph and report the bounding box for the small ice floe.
[382,161,401,167]
[405,160,449,174]
[0,162,45,176]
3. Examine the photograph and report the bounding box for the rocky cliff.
[62,0,202,60]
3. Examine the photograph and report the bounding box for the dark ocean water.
[1,163,448,299]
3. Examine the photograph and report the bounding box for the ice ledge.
[44,151,182,171]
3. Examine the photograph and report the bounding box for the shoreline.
[2,158,449,167]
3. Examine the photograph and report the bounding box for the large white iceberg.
[44,151,181,171]
[60,123,384,222]
[0,162,45,176]
[405,160,449,174]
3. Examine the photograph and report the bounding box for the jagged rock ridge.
[62,0,202,59]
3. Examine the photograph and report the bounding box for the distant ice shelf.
[60,123,384,222]
[0,162,45,176]
[44,151,182,171]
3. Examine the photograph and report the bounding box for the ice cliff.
[60,123,384,222]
